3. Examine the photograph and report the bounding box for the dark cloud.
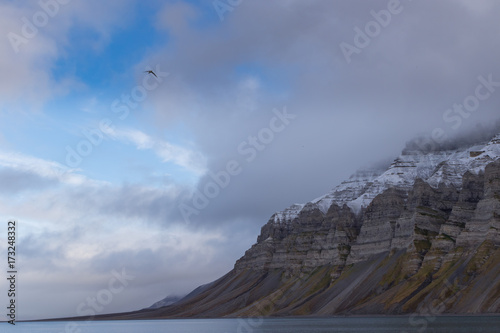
[143,0,500,232]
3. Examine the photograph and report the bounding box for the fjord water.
[5,317,500,333]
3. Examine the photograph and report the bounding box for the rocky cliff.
[109,134,500,320]
[234,134,500,275]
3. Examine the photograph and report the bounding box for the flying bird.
[144,70,158,78]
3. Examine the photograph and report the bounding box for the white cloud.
[0,149,186,227]
[0,150,101,186]
[106,127,207,176]
[111,128,155,150]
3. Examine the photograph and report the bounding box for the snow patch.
[273,203,305,224]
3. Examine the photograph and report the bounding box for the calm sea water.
[3,316,500,333]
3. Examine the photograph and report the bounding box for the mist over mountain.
[404,119,500,154]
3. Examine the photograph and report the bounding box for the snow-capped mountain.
[273,133,500,221]
[105,132,500,319]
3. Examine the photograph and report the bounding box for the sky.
[1,0,500,321]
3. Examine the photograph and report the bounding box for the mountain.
[147,295,184,309]
[108,133,500,320]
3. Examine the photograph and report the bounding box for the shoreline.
[11,312,500,323]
